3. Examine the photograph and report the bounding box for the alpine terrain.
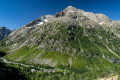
[0,6,120,80]
[0,27,11,41]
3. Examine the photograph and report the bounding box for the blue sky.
[0,0,120,30]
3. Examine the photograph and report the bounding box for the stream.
[0,57,65,73]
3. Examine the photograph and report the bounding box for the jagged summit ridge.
[55,6,84,18]
[55,6,112,24]
[82,12,112,24]
[64,6,85,12]
[25,6,112,28]
[26,15,53,27]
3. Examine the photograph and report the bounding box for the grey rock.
[0,26,11,40]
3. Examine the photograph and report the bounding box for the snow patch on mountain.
[44,19,48,22]
[38,22,43,25]
[26,15,53,27]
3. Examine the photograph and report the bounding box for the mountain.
[0,26,11,41]
[0,6,120,79]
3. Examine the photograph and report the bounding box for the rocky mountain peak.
[64,6,77,11]
[55,6,112,25]
[0,26,11,41]
[64,6,84,12]
[0,26,8,30]
[55,6,84,18]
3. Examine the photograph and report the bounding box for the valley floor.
[0,57,120,80]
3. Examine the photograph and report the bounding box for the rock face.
[55,6,112,24]
[0,27,11,40]
[82,12,112,24]
[26,15,53,27]
[7,6,114,46]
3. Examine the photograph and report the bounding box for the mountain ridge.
[0,26,11,41]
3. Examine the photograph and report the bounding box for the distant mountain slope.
[0,6,120,79]
[0,27,11,41]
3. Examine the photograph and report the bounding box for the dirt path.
[98,75,119,80]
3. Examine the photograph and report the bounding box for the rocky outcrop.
[55,6,112,24]
[26,15,53,27]
[82,12,112,24]
[55,6,84,17]
[110,58,120,63]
